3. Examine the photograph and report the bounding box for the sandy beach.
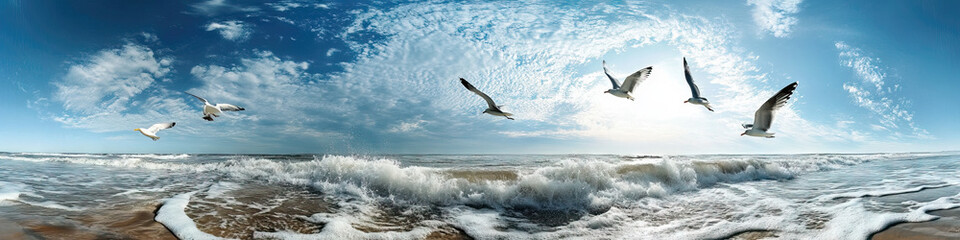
[873,208,960,240]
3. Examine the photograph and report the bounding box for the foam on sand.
[155,192,234,240]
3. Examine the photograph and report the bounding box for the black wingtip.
[171,122,176,127]
[238,107,245,111]
[202,116,214,121]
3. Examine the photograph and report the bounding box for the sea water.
[1,152,958,239]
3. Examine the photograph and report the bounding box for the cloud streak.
[835,41,929,138]
[206,21,251,41]
[747,0,802,38]
[54,43,172,114]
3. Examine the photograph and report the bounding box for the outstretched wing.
[146,122,175,134]
[620,66,653,93]
[683,57,701,98]
[602,60,621,89]
[460,78,498,109]
[753,82,798,131]
[216,103,245,111]
[184,92,208,104]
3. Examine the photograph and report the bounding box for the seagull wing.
[460,78,498,109]
[216,103,245,111]
[184,92,209,104]
[602,60,621,89]
[620,66,653,93]
[145,122,176,135]
[753,82,798,131]
[683,57,701,98]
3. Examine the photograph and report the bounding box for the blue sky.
[0,0,957,154]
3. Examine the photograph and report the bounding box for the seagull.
[184,92,245,121]
[681,57,714,112]
[135,122,175,141]
[460,78,514,120]
[741,82,798,138]
[602,60,653,101]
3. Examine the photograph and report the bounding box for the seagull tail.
[203,115,214,121]
[705,105,714,112]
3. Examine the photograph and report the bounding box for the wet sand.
[0,202,177,240]
[872,208,960,240]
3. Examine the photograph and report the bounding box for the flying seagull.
[602,60,653,101]
[184,92,245,121]
[135,122,175,141]
[460,78,514,120]
[741,82,799,138]
[681,57,714,112]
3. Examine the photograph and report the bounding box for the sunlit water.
[1,152,959,239]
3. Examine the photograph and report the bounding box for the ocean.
[1,152,959,239]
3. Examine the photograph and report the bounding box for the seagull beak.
[683,100,688,103]
[740,133,745,136]
[134,128,140,131]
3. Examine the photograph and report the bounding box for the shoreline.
[872,208,960,240]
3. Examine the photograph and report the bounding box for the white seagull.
[185,92,245,121]
[460,78,514,120]
[741,82,798,138]
[134,122,175,141]
[681,57,714,112]
[602,60,653,101]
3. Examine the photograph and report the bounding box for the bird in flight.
[602,60,653,101]
[681,57,714,112]
[184,92,246,121]
[741,82,799,138]
[134,122,175,141]
[460,78,514,120]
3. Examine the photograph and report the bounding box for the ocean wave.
[2,152,948,212]
[210,153,938,212]
[0,181,25,203]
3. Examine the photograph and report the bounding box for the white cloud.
[54,43,171,114]
[325,48,339,57]
[206,21,251,41]
[835,41,929,138]
[189,0,260,16]
[267,2,302,11]
[747,0,802,38]
[325,1,858,153]
[140,32,158,42]
[388,118,428,133]
[45,2,896,153]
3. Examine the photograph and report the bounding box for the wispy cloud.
[205,21,251,41]
[54,43,172,114]
[835,41,929,138]
[388,118,428,133]
[747,0,802,38]
[188,0,260,16]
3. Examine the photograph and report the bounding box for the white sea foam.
[155,192,235,240]
[18,200,86,211]
[124,154,191,160]
[816,183,955,201]
[5,152,959,239]
[0,182,25,204]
